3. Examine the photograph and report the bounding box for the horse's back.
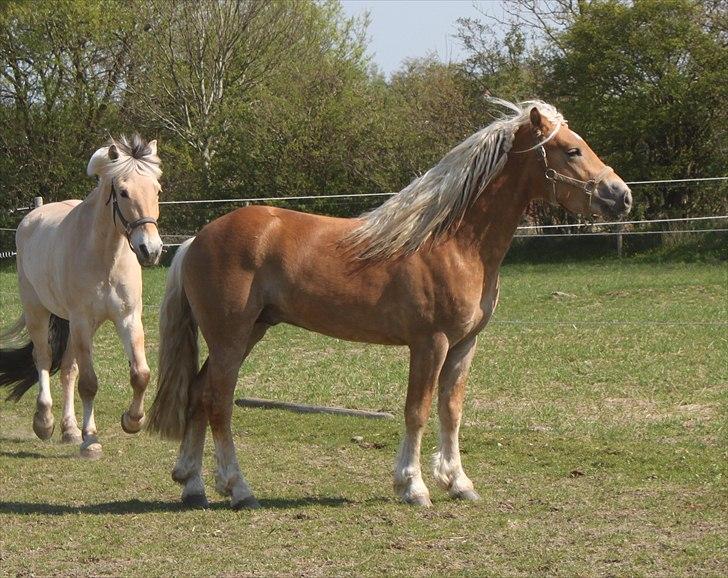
[16,200,82,246]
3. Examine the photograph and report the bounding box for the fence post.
[33,196,43,209]
[616,225,623,258]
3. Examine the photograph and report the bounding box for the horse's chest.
[443,276,500,338]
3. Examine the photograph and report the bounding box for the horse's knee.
[78,371,98,399]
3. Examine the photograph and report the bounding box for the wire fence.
[2,176,727,253]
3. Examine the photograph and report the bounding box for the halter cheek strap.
[106,183,158,247]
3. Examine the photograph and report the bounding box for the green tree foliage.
[0,0,138,214]
[547,0,728,217]
[0,0,725,242]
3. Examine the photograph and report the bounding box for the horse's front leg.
[71,319,102,458]
[394,333,449,506]
[433,336,480,501]
[115,313,149,434]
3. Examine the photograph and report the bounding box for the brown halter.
[516,126,613,210]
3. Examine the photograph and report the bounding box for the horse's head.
[522,107,632,219]
[88,136,164,266]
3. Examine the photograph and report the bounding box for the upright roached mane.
[345,99,564,259]
[87,134,162,180]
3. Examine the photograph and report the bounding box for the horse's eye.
[119,189,130,198]
[567,148,582,157]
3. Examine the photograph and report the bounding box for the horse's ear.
[148,139,158,156]
[87,146,110,177]
[108,144,119,161]
[529,107,542,129]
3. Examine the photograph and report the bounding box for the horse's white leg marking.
[433,336,479,500]
[115,314,149,434]
[71,319,102,458]
[394,334,449,506]
[172,363,209,507]
[59,348,82,444]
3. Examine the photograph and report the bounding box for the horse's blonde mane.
[87,134,162,181]
[346,99,564,259]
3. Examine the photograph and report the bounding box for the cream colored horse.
[0,135,163,458]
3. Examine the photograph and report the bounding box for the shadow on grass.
[0,495,380,515]
[0,450,74,459]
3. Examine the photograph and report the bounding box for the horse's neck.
[454,170,532,271]
[84,180,129,265]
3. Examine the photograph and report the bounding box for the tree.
[0,0,139,219]
[128,0,308,192]
[547,0,728,217]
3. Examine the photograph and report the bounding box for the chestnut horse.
[0,135,163,458]
[148,100,632,508]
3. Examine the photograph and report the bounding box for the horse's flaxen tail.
[147,238,199,440]
[0,314,69,401]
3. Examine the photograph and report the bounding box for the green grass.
[0,259,726,576]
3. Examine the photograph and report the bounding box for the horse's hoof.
[231,495,261,510]
[182,493,209,509]
[80,440,103,460]
[403,493,432,507]
[452,489,481,502]
[32,414,55,441]
[61,429,83,444]
[121,411,144,434]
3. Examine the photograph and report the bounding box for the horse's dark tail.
[0,314,70,402]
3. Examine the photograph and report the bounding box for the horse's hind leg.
[203,322,268,510]
[16,271,54,440]
[25,308,54,440]
[59,348,82,444]
[70,318,102,458]
[433,336,480,501]
[172,360,210,508]
[114,313,149,434]
[394,334,449,506]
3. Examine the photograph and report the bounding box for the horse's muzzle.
[596,181,632,217]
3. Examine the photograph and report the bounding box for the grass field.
[0,258,726,576]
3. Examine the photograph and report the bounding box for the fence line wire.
[513,228,728,238]
[517,215,728,230]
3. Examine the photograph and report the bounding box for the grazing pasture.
[0,258,725,576]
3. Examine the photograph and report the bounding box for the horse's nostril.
[623,190,633,209]
[139,244,150,259]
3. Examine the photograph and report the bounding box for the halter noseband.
[106,182,158,246]
[520,128,613,211]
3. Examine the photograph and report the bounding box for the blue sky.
[340,1,500,76]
